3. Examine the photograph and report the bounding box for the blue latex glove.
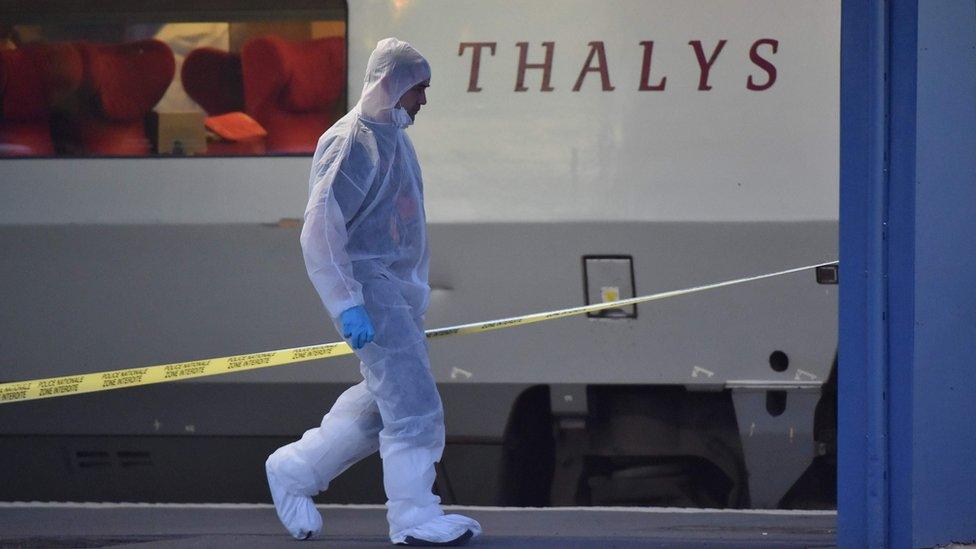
[340,305,375,350]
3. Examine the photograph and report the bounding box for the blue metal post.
[884,1,918,546]
[841,1,976,547]
[906,1,976,546]
[839,2,891,547]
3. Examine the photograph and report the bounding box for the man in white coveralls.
[265,38,482,546]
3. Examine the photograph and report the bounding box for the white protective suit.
[265,38,482,545]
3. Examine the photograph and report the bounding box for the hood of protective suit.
[356,38,430,127]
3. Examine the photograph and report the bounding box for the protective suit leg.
[357,276,481,544]
[266,381,383,539]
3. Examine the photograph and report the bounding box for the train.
[0,0,839,509]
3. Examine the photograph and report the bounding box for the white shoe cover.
[266,455,323,540]
[391,513,482,545]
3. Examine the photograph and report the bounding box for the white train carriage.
[0,0,838,508]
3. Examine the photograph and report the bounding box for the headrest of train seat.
[242,36,345,113]
[1,44,83,120]
[77,39,175,121]
[182,47,244,115]
[0,48,48,120]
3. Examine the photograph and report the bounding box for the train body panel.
[0,0,839,509]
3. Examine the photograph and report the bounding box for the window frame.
[0,0,349,159]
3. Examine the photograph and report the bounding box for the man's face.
[397,80,429,121]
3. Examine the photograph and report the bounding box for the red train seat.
[181,47,265,155]
[0,44,83,156]
[181,47,244,115]
[241,36,345,154]
[69,39,175,155]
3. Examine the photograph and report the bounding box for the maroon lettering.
[638,40,667,91]
[458,42,497,92]
[515,41,556,92]
[747,38,778,91]
[462,39,778,93]
[689,39,728,91]
[572,41,615,91]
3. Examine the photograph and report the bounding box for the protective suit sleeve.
[300,135,377,320]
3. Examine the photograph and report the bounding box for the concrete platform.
[0,503,836,548]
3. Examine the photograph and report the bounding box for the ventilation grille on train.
[73,450,153,469]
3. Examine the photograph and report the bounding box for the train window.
[0,1,346,158]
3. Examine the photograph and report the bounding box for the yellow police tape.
[0,261,836,404]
